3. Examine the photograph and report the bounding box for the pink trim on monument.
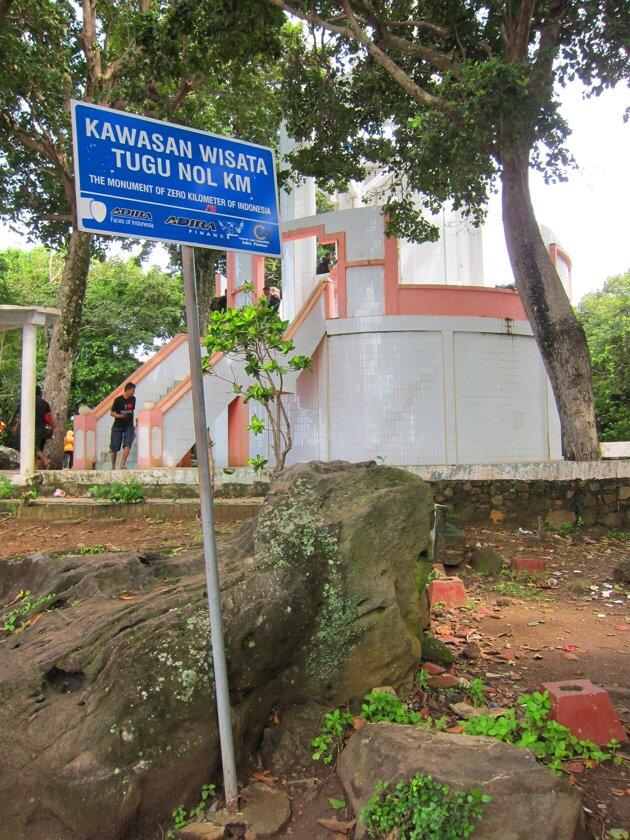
[397,285,527,320]
[136,408,164,468]
[228,397,249,467]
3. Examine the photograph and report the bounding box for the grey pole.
[182,244,238,807]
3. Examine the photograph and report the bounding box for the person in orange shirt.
[63,426,74,469]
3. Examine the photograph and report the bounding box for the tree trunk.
[194,248,218,334]
[500,149,599,461]
[43,228,92,467]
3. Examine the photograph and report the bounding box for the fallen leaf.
[447,725,464,734]
[316,818,356,834]
[562,644,578,652]
[25,612,44,627]
[251,771,275,785]
[352,716,367,731]
[119,593,137,601]
[5,590,25,607]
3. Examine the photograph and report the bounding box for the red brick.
[421,662,446,676]
[511,556,545,574]
[541,680,628,746]
[428,577,467,607]
[428,674,460,689]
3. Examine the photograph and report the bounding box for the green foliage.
[361,691,422,726]
[361,774,490,840]
[88,479,146,504]
[577,273,630,441]
[466,678,488,708]
[328,797,346,810]
[311,707,354,764]
[421,635,455,668]
[166,783,217,839]
[415,669,431,691]
[0,476,14,499]
[204,287,312,473]
[279,3,626,244]
[78,545,107,555]
[3,590,56,633]
[0,249,185,420]
[462,691,620,774]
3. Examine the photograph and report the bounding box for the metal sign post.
[71,100,282,808]
[182,245,238,806]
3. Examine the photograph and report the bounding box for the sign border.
[71,100,282,258]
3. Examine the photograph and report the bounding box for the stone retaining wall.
[430,478,629,530]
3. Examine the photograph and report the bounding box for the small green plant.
[446,509,461,521]
[24,488,38,501]
[466,677,488,707]
[311,707,354,764]
[462,691,620,774]
[204,283,311,474]
[166,783,217,839]
[79,545,106,555]
[361,774,491,839]
[415,669,430,691]
[328,797,346,810]
[375,454,388,464]
[0,476,14,499]
[608,529,628,541]
[361,691,422,726]
[3,590,56,633]
[88,479,146,504]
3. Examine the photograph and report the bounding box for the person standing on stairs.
[110,382,136,470]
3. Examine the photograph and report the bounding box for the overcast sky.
[1,81,627,305]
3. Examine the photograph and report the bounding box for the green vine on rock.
[361,774,491,840]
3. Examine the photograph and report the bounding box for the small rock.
[462,642,483,660]
[420,662,446,676]
[428,674,460,689]
[469,547,504,575]
[240,783,291,837]
[176,822,229,839]
[451,702,490,719]
[316,818,356,835]
[495,597,511,607]
[370,686,397,697]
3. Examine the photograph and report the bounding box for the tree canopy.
[577,272,630,442]
[267,0,629,460]
[0,248,185,434]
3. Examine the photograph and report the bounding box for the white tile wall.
[327,330,447,464]
[346,267,385,317]
[453,332,550,462]
[282,206,385,262]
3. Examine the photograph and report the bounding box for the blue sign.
[71,101,281,256]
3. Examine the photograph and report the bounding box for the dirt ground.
[0,512,628,838]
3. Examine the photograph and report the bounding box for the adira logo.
[166,215,217,231]
[112,207,152,219]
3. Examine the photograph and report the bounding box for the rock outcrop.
[0,445,19,470]
[339,722,585,840]
[0,461,432,839]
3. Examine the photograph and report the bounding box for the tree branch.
[79,0,102,99]
[0,0,15,30]
[267,0,461,122]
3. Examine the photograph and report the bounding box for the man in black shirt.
[316,251,334,275]
[34,385,55,469]
[110,382,136,469]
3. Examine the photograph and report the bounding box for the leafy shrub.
[361,774,490,839]
[462,690,620,773]
[361,691,422,726]
[3,590,56,632]
[0,476,14,499]
[88,479,146,504]
[466,677,488,707]
[166,783,216,839]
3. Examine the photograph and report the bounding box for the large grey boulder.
[0,445,19,470]
[339,722,585,840]
[0,461,432,839]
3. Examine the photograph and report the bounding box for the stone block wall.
[431,478,629,530]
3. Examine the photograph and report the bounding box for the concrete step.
[17,496,263,523]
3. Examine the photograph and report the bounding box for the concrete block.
[541,680,627,746]
[511,556,545,574]
[428,577,467,607]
